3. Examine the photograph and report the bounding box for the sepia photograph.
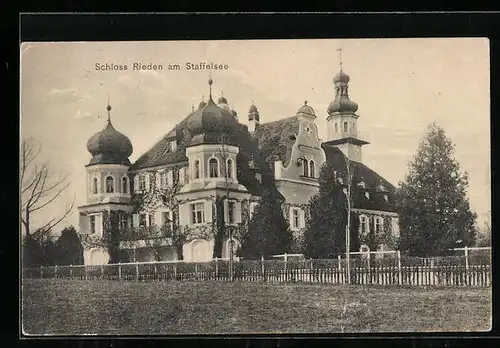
[20,38,491,335]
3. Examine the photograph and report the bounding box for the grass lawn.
[22,279,491,335]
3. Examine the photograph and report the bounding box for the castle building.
[78,66,399,265]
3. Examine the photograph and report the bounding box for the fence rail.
[22,255,491,287]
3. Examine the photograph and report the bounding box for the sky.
[20,38,491,234]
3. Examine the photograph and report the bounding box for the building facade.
[78,68,399,265]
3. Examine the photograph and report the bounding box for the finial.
[252,99,255,105]
[337,48,343,72]
[192,104,195,113]
[208,73,213,99]
[304,100,308,105]
[106,92,112,122]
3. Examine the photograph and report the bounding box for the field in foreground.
[22,279,491,335]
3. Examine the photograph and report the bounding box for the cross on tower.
[337,48,343,71]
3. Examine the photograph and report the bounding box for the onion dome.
[249,104,258,113]
[199,99,207,109]
[248,101,260,122]
[328,69,359,114]
[86,110,133,166]
[297,100,316,118]
[186,97,239,138]
[328,98,359,114]
[333,70,350,84]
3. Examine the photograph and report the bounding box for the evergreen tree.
[240,188,293,259]
[55,226,84,265]
[303,162,360,259]
[398,123,477,256]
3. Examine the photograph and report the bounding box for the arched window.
[105,176,114,193]
[343,121,348,133]
[352,122,356,133]
[194,160,200,179]
[335,123,338,133]
[122,177,128,193]
[93,178,98,194]
[302,159,309,177]
[209,158,219,178]
[309,160,315,178]
[226,159,233,179]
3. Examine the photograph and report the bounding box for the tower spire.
[208,73,213,99]
[106,92,112,123]
[337,48,343,72]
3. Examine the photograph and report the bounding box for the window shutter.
[132,214,139,227]
[235,201,242,224]
[289,206,294,228]
[205,201,213,223]
[96,214,103,236]
[156,172,161,188]
[224,200,229,224]
[179,204,187,225]
[167,170,173,187]
[299,209,305,228]
[79,214,89,234]
[179,167,185,184]
[367,216,371,233]
[154,211,163,226]
[134,175,139,192]
[145,174,150,191]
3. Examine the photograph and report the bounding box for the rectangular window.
[360,216,369,235]
[183,167,189,184]
[139,213,147,227]
[148,214,155,227]
[191,202,204,224]
[162,211,172,226]
[138,175,146,191]
[228,201,235,224]
[249,202,259,220]
[159,172,167,188]
[292,208,300,229]
[89,215,96,234]
[119,215,128,232]
[171,141,177,152]
[374,217,383,234]
[392,217,400,238]
[173,169,179,185]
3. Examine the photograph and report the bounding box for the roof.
[253,116,300,167]
[322,145,397,212]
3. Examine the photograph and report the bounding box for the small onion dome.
[199,100,207,109]
[328,98,358,114]
[333,70,350,84]
[249,104,258,113]
[297,101,315,117]
[218,95,228,104]
[86,121,133,159]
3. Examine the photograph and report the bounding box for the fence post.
[40,265,43,279]
[284,253,288,281]
[464,246,469,272]
[195,263,198,280]
[215,257,219,279]
[174,263,177,280]
[397,250,402,285]
[261,255,265,281]
[135,262,139,281]
[118,262,122,281]
[337,255,342,283]
[69,265,73,279]
[366,251,371,285]
[309,258,313,283]
[54,265,58,279]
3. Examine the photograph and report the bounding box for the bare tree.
[21,137,75,237]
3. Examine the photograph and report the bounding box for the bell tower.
[325,48,369,163]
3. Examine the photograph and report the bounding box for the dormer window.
[165,140,177,153]
[383,194,389,202]
[209,158,219,178]
[105,176,114,193]
[365,192,370,199]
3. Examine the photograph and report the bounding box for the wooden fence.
[22,255,491,287]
